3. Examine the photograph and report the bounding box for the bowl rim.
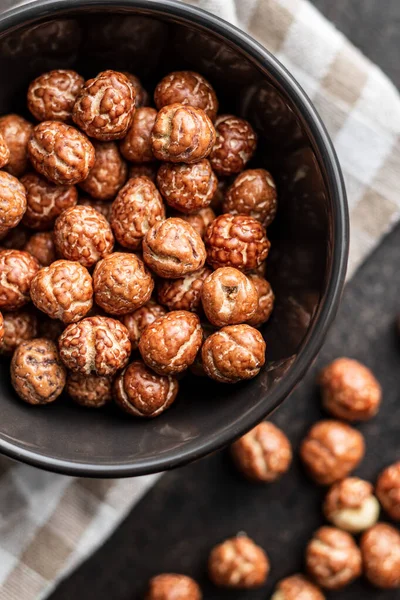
[0,0,349,478]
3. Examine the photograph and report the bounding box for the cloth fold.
[1,1,400,598]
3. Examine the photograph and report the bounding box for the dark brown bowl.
[0,0,348,477]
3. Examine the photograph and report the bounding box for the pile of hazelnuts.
[0,68,277,414]
[145,358,400,599]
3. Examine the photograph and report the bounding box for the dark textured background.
[50,2,400,599]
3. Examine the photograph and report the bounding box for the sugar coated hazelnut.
[205,214,270,272]
[151,103,216,163]
[114,360,178,417]
[323,477,380,533]
[93,252,153,315]
[21,172,78,230]
[271,574,325,600]
[231,421,292,482]
[31,260,93,323]
[66,371,112,408]
[158,267,212,313]
[0,171,27,235]
[224,169,277,226]
[0,249,39,310]
[154,71,218,121]
[78,141,127,200]
[129,163,157,183]
[143,218,206,278]
[0,114,33,177]
[28,121,95,185]
[139,310,202,376]
[122,72,149,108]
[0,309,38,355]
[208,535,269,588]
[110,176,165,250]
[300,420,365,485]
[120,300,166,350]
[54,205,114,267]
[376,461,400,521]
[11,338,66,405]
[120,107,157,163]
[72,70,136,140]
[210,115,256,176]
[24,232,56,267]
[79,197,112,221]
[360,523,400,588]
[319,358,382,421]
[202,324,266,383]
[179,207,216,239]
[246,274,274,327]
[305,526,362,589]
[27,69,84,122]
[59,316,131,376]
[0,132,10,168]
[146,573,202,600]
[157,159,217,214]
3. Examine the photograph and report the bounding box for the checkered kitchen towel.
[1,0,400,598]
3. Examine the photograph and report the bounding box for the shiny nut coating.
[11,338,66,405]
[54,205,114,268]
[271,574,325,600]
[158,267,212,313]
[154,70,218,121]
[79,141,128,200]
[201,267,258,327]
[122,72,149,108]
[66,371,112,408]
[0,114,33,177]
[208,535,269,589]
[179,207,216,239]
[27,69,84,122]
[24,232,56,267]
[224,169,277,226]
[110,176,165,250]
[139,310,202,376]
[205,214,270,272]
[146,573,202,600]
[59,316,131,376]
[231,421,292,482]
[121,300,166,350]
[28,121,95,185]
[323,477,380,533]
[360,523,400,588]
[72,70,136,140]
[151,103,216,163]
[202,324,266,383]
[120,107,157,163]
[0,132,10,168]
[300,420,365,485]
[21,172,78,230]
[157,159,217,214]
[93,252,153,315]
[31,260,93,323]
[0,171,27,235]
[0,309,38,355]
[0,249,39,310]
[210,115,257,176]
[319,357,382,421]
[247,274,274,327]
[376,461,400,521]
[114,360,179,418]
[143,218,206,279]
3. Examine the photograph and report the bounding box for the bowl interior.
[0,1,346,476]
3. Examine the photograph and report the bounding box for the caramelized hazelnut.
[157,159,217,214]
[376,461,400,521]
[79,197,112,221]
[21,172,78,230]
[78,141,127,200]
[360,523,400,588]
[0,171,27,235]
[27,69,84,122]
[224,169,277,226]
[323,477,380,533]
[120,300,166,350]
[154,71,218,121]
[128,162,157,183]
[210,115,256,176]
[0,132,10,168]
[179,207,216,239]
[208,535,269,588]
[122,72,149,108]
[271,574,325,600]
[146,573,202,600]
[0,249,39,310]
[0,309,38,355]
[246,274,274,327]
[24,232,56,266]
[120,107,157,163]
[0,114,33,177]
[66,371,112,408]
[158,267,212,313]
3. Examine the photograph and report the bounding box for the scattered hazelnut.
[246,274,274,327]
[0,171,27,235]
[0,249,39,310]
[231,421,292,482]
[323,477,380,533]
[72,70,136,140]
[209,115,256,176]
[27,69,84,122]
[59,316,131,376]
[202,324,266,383]
[0,114,33,177]
[66,371,112,408]
[154,70,218,120]
[300,420,365,485]
[360,523,400,588]
[21,172,78,230]
[120,107,157,163]
[0,309,38,355]
[205,214,270,272]
[122,72,149,107]
[28,121,95,185]
[271,574,325,600]
[319,357,382,421]
[158,267,212,313]
[78,141,128,200]
[79,197,112,221]
[110,176,165,250]
[143,218,206,278]
[139,310,202,376]
[54,205,114,267]
[305,526,362,589]
[11,338,66,405]
[145,573,202,600]
[0,132,10,168]
[151,103,216,163]
[179,207,216,239]
[120,300,166,350]
[223,169,277,226]
[31,259,93,323]
[128,162,157,183]
[208,535,269,588]
[157,159,217,214]
[24,232,56,266]
[376,461,400,521]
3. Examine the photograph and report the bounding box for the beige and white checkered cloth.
[1,0,400,598]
